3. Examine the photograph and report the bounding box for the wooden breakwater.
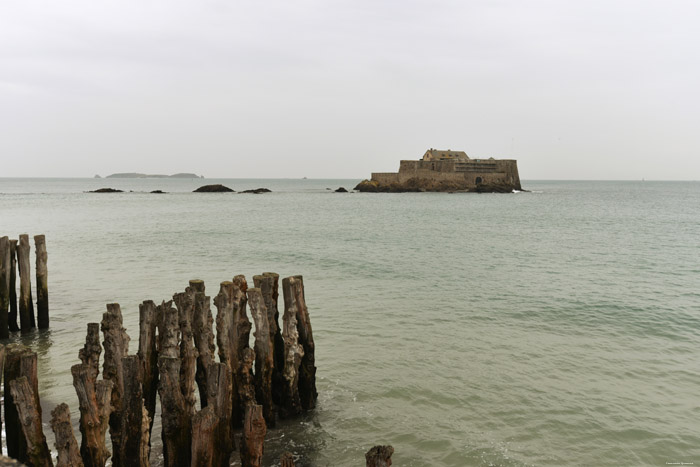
[0,272,394,467]
[0,234,50,338]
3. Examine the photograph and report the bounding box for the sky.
[1,0,698,180]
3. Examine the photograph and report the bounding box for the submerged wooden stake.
[101,303,130,467]
[248,287,275,427]
[138,300,158,435]
[365,445,394,467]
[9,239,19,332]
[4,344,35,460]
[34,235,49,329]
[280,288,304,417]
[240,404,266,467]
[119,355,150,467]
[158,356,191,467]
[190,280,215,409]
[0,236,10,339]
[50,403,83,467]
[17,234,35,332]
[283,275,317,410]
[253,273,284,406]
[9,376,53,467]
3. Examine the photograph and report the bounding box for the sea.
[0,178,698,466]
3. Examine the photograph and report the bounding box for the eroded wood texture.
[156,300,179,359]
[101,303,130,467]
[280,290,304,418]
[8,240,18,332]
[17,235,35,332]
[237,348,256,418]
[248,287,275,427]
[280,452,295,467]
[138,300,158,434]
[191,406,217,467]
[4,344,35,460]
[283,275,317,410]
[34,235,49,329]
[239,404,266,467]
[50,403,83,467]
[365,445,394,467]
[253,273,284,406]
[0,237,10,338]
[9,376,53,467]
[0,344,5,455]
[173,288,197,416]
[190,280,215,409]
[158,356,191,467]
[206,362,234,466]
[119,355,150,467]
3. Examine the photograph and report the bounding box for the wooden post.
[158,356,191,467]
[173,288,197,416]
[50,403,83,467]
[17,234,35,332]
[280,452,295,467]
[0,236,10,339]
[190,280,215,409]
[34,235,49,329]
[0,344,5,455]
[365,445,394,467]
[73,323,112,467]
[283,276,317,410]
[280,289,304,417]
[119,355,150,467]
[156,301,179,358]
[190,406,217,467]
[9,376,53,467]
[248,287,275,427]
[4,344,35,459]
[9,240,19,332]
[138,300,158,435]
[240,404,266,467]
[253,273,284,406]
[237,348,257,416]
[101,303,130,467]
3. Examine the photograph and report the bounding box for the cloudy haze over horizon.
[1,0,698,179]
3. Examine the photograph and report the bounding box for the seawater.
[0,178,698,466]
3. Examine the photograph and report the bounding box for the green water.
[0,178,698,466]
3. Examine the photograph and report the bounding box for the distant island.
[104,173,204,179]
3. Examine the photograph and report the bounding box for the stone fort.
[368,148,522,191]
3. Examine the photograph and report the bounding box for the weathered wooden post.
[50,403,83,467]
[365,445,394,467]
[283,275,317,410]
[248,287,275,427]
[0,344,5,455]
[240,404,266,467]
[158,356,191,467]
[34,235,49,329]
[101,303,130,467]
[119,355,150,466]
[17,234,35,332]
[72,323,113,467]
[253,273,284,406]
[9,376,53,467]
[173,288,197,416]
[191,362,233,467]
[280,290,304,417]
[0,236,10,339]
[156,301,179,359]
[190,406,217,467]
[280,452,296,467]
[4,344,36,460]
[190,280,215,409]
[9,239,19,332]
[138,300,158,435]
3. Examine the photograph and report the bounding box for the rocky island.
[355,148,522,193]
[106,172,203,178]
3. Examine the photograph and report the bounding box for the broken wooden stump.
[190,279,215,409]
[9,240,19,332]
[34,235,49,329]
[191,406,217,467]
[138,300,158,436]
[0,236,10,339]
[101,303,130,467]
[17,235,35,332]
[119,355,150,467]
[248,287,276,427]
[156,301,179,358]
[9,376,53,467]
[237,348,256,417]
[253,273,284,407]
[173,289,197,416]
[280,289,304,418]
[158,356,191,467]
[280,452,295,467]
[283,275,317,410]
[50,403,83,467]
[240,404,266,467]
[365,445,394,467]
[4,344,37,460]
[73,323,112,467]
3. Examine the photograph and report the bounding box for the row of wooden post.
[0,234,49,338]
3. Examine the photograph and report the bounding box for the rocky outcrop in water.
[88,188,124,193]
[354,178,519,193]
[194,184,235,193]
[334,187,348,193]
[240,188,271,194]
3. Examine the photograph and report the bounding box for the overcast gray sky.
[1,0,698,179]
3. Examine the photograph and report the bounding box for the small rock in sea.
[150,190,166,194]
[94,174,101,178]
[193,184,235,193]
[335,187,348,193]
[88,188,123,193]
[326,188,331,190]
[240,188,272,194]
